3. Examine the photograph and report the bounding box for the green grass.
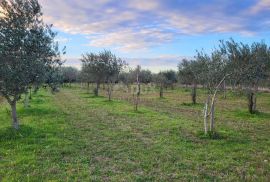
[0,87,270,181]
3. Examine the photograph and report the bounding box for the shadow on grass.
[196,130,253,146]
[31,98,46,104]
[116,109,148,117]
[81,93,105,99]
[18,107,58,117]
[181,102,204,107]
[132,110,147,114]
[82,95,104,99]
[158,97,166,100]
[32,93,50,98]
[0,125,40,141]
[197,131,228,140]
[233,110,270,120]
[102,99,124,105]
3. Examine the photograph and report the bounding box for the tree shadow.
[0,125,41,141]
[233,109,270,120]
[81,93,104,99]
[18,107,57,117]
[181,102,204,107]
[196,131,228,140]
[252,111,270,118]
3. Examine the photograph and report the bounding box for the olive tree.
[81,50,126,99]
[139,69,153,84]
[153,72,165,98]
[220,39,270,114]
[133,65,141,111]
[118,70,134,93]
[178,59,202,104]
[81,53,105,96]
[61,66,79,87]
[196,50,229,134]
[0,0,62,129]
[80,65,94,93]
[153,70,177,98]
[100,50,126,101]
[45,65,63,93]
[162,70,178,89]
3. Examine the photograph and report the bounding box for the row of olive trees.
[76,41,269,134]
[80,50,126,101]
[60,67,80,87]
[79,53,178,111]
[178,39,270,134]
[118,69,177,98]
[0,0,64,129]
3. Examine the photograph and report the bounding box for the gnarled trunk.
[248,91,256,114]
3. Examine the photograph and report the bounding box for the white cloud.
[38,0,265,52]
[55,37,71,43]
[127,0,160,11]
[250,0,270,14]
[63,57,81,70]
[87,28,173,52]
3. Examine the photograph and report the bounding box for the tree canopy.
[0,0,64,129]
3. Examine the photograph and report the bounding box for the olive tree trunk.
[191,83,197,104]
[204,74,231,133]
[11,102,19,130]
[223,80,226,99]
[134,72,141,111]
[248,91,257,114]
[160,84,164,98]
[107,81,113,101]
[210,101,215,131]
[24,91,30,108]
[87,82,90,93]
[29,87,32,100]
[95,82,100,96]
[203,96,210,134]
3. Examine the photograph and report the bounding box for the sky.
[39,0,270,72]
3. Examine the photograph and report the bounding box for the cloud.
[39,0,269,52]
[87,28,173,51]
[127,0,160,11]
[250,0,270,14]
[63,57,81,70]
[55,37,71,43]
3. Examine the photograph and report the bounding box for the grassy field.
[0,86,270,181]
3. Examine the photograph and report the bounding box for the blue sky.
[39,0,270,72]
